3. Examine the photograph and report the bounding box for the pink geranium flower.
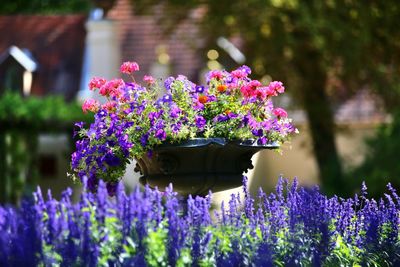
[268,81,285,94]
[240,80,264,99]
[264,86,278,97]
[99,79,124,98]
[273,108,288,118]
[231,69,248,79]
[82,99,100,113]
[208,70,224,80]
[120,61,139,74]
[88,77,107,91]
[102,101,117,112]
[143,75,155,85]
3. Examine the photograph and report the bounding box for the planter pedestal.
[135,138,278,196]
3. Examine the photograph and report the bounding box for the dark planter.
[135,138,279,196]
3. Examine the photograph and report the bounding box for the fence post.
[24,129,39,197]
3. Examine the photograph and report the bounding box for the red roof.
[107,0,204,82]
[0,15,86,99]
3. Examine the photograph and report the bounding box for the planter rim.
[136,138,279,196]
[156,138,280,149]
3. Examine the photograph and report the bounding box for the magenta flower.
[268,81,285,94]
[82,99,100,113]
[208,70,224,81]
[143,75,155,84]
[231,69,248,79]
[89,77,107,91]
[264,86,277,97]
[273,108,288,118]
[240,80,263,99]
[99,79,124,97]
[120,61,139,74]
[101,101,117,112]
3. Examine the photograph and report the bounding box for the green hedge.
[0,91,92,203]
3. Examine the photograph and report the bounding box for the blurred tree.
[132,0,400,194]
[0,0,90,14]
[347,111,400,198]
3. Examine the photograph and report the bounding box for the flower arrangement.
[71,62,297,193]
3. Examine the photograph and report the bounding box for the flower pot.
[135,138,279,196]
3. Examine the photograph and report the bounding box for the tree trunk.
[294,49,344,195]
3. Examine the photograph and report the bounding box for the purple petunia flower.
[118,134,133,151]
[148,111,161,125]
[214,114,229,122]
[162,94,173,103]
[195,85,205,93]
[155,99,163,108]
[104,152,121,167]
[257,137,268,145]
[193,99,205,111]
[87,175,99,192]
[207,95,217,102]
[96,109,108,118]
[252,129,263,137]
[170,105,181,119]
[71,151,81,169]
[155,129,166,141]
[228,113,238,119]
[74,121,85,129]
[171,123,181,133]
[164,77,175,91]
[195,116,206,129]
[239,65,251,75]
[247,116,258,129]
[140,133,149,147]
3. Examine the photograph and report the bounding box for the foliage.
[0,91,91,130]
[0,0,90,15]
[132,0,400,195]
[0,92,92,204]
[1,177,399,266]
[346,111,400,198]
[71,62,297,194]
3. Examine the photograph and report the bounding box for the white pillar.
[77,19,121,103]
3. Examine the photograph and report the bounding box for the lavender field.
[1,177,399,266]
